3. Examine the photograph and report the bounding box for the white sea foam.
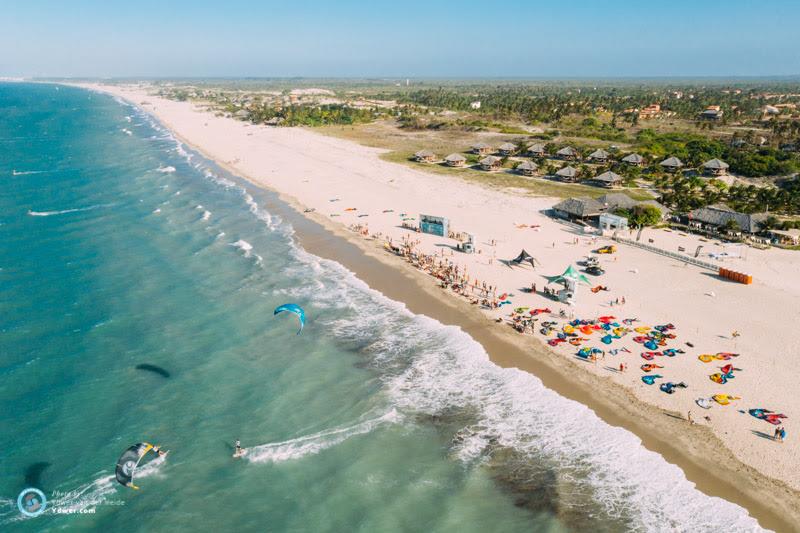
[12,169,47,176]
[202,210,212,221]
[273,244,766,532]
[246,410,401,464]
[122,128,132,136]
[28,204,110,217]
[230,239,253,254]
[156,165,176,173]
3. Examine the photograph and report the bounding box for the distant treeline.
[235,103,379,127]
[384,84,800,125]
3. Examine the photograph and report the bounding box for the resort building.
[599,212,629,231]
[687,204,767,234]
[555,165,579,182]
[701,105,723,120]
[444,153,467,167]
[622,153,645,166]
[516,160,538,176]
[527,143,547,158]
[638,104,662,120]
[702,158,730,176]
[498,142,518,156]
[591,171,624,188]
[556,146,580,161]
[472,142,493,155]
[598,192,638,211]
[587,148,610,163]
[660,156,684,172]
[551,197,604,221]
[553,193,669,224]
[479,155,503,171]
[414,149,436,163]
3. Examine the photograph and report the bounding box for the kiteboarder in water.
[115,442,167,489]
[233,439,247,458]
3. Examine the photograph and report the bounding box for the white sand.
[84,83,800,491]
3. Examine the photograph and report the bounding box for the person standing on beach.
[774,426,782,441]
[687,411,694,425]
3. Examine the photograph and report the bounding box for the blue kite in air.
[274,303,305,334]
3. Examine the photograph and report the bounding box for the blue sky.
[1,0,798,78]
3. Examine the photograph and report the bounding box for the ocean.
[0,82,764,532]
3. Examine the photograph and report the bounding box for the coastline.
[75,82,800,532]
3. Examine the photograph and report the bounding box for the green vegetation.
[243,104,378,127]
[614,204,663,228]
[657,174,800,214]
[634,129,800,176]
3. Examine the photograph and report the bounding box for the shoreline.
[76,82,799,532]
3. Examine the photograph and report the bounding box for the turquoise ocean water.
[0,83,764,532]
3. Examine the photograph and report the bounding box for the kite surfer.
[233,439,247,458]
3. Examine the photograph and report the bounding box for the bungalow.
[701,106,723,120]
[597,192,638,211]
[591,170,624,188]
[702,158,729,176]
[414,149,436,163]
[551,197,604,220]
[498,142,518,156]
[555,165,579,183]
[688,204,768,234]
[479,155,503,171]
[527,143,547,158]
[472,142,493,156]
[621,153,645,166]
[587,148,610,163]
[444,153,467,167]
[660,156,684,172]
[516,160,538,176]
[556,146,580,161]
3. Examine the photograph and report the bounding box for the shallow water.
[0,83,764,532]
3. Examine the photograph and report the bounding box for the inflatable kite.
[749,408,788,425]
[660,382,687,394]
[695,398,713,409]
[274,303,306,334]
[115,443,165,490]
[710,364,738,384]
[641,374,662,385]
[712,394,740,406]
[640,364,663,372]
[662,348,684,357]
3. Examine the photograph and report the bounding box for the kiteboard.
[233,448,248,459]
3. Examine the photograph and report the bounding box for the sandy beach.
[80,82,800,530]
